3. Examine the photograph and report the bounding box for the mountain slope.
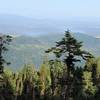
[5,33,100,71]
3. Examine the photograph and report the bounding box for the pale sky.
[0,0,100,19]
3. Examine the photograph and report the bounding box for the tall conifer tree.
[46,30,93,100]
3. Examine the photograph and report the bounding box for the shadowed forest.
[0,31,100,100]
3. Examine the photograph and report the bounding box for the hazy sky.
[0,0,100,19]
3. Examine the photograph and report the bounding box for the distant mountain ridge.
[0,14,100,37]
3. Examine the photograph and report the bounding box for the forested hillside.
[5,33,100,70]
[0,31,100,100]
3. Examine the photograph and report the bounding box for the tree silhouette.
[46,30,93,100]
[0,34,12,73]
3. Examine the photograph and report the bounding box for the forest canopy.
[0,31,100,100]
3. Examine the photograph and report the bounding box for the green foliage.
[85,58,96,71]
[83,71,97,96]
[3,69,16,94]
[0,31,100,100]
[0,57,100,100]
[0,35,12,73]
[46,30,94,100]
[96,57,100,78]
[21,64,35,81]
[39,63,51,95]
[49,59,64,97]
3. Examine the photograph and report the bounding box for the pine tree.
[21,64,36,100]
[46,30,93,100]
[0,34,12,73]
[38,59,51,100]
[48,59,64,99]
[82,71,97,100]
